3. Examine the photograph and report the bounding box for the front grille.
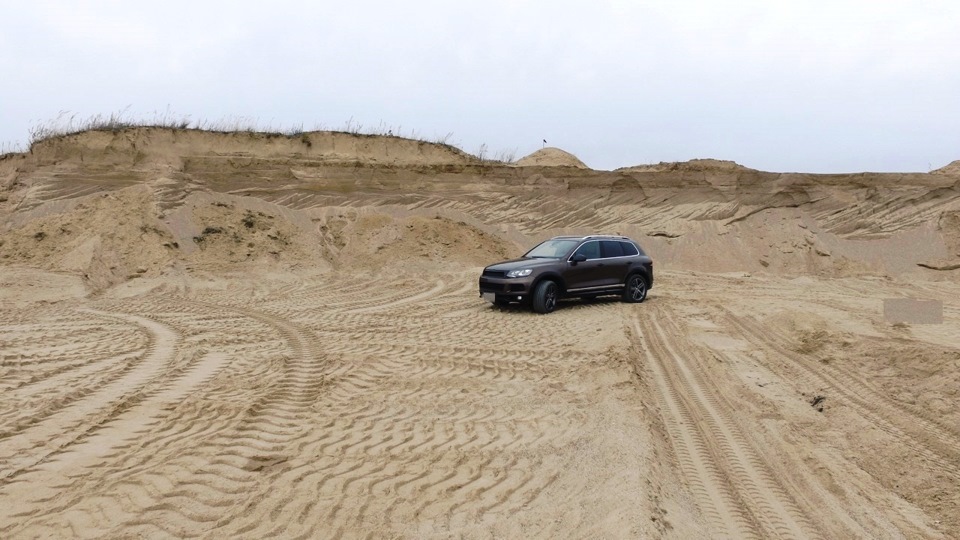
[479,278,528,295]
[482,269,507,278]
[479,281,507,293]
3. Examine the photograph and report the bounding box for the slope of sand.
[515,147,589,168]
[932,160,960,176]
[616,158,756,173]
[1,128,959,538]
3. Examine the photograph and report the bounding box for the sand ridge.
[1,128,959,538]
[932,160,960,176]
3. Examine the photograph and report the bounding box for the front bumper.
[478,276,535,300]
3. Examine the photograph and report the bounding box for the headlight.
[506,268,532,278]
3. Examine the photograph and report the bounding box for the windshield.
[524,239,579,259]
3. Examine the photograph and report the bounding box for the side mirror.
[571,253,587,264]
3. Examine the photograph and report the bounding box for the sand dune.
[515,147,589,168]
[1,128,959,538]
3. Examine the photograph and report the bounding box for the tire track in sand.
[722,310,960,478]
[719,309,959,535]
[341,279,447,314]
[117,299,330,538]
[0,355,234,537]
[186,281,583,538]
[0,309,180,484]
[4,295,324,538]
[632,306,820,539]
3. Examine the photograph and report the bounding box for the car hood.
[484,257,561,272]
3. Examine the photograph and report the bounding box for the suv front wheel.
[532,280,558,314]
[623,274,648,303]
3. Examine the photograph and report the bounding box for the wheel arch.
[532,272,566,294]
[627,268,651,287]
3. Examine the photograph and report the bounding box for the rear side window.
[619,241,640,256]
[600,240,624,258]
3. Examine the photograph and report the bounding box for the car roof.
[550,235,633,241]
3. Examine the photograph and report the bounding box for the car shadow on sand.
[489,294,653,314]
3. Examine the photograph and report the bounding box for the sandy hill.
[13,128,476,169]
[1,127,959,292]
[515,147,589,168]
[617,158,756,174]
[933,160,960,176]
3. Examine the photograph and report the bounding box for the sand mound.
[325,213,514,272]
[932,160,960,176]
[4,128,960,282]
[618,158,755,173]
[515,147,589,168]
[0,186,180,290]
[3,129,959,281]
[178,197,326,273]
[13,127,475,173]
[0,186,333,290]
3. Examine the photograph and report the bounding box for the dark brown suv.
[478,235,654,314]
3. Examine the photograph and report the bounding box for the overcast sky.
[2,0,958,172]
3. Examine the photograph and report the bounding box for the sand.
[1,128,959,538]
[515,147,589,168]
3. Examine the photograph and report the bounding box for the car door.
[600,240,631,285]
[564,241,605,291]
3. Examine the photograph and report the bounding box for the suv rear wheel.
[623,274,648,303]
[532,280,558,314]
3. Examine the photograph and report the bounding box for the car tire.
[532,280,558,314]
[623,274,648,303]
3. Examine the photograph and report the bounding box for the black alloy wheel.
[532,280,558,314]
[623,274,647,303]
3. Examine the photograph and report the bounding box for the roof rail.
[581,234,628,240]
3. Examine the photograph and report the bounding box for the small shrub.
[286,123,304,137]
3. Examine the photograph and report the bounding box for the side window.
[620,241,640,256]
[573,241,600,260]
[601,240,624,258]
